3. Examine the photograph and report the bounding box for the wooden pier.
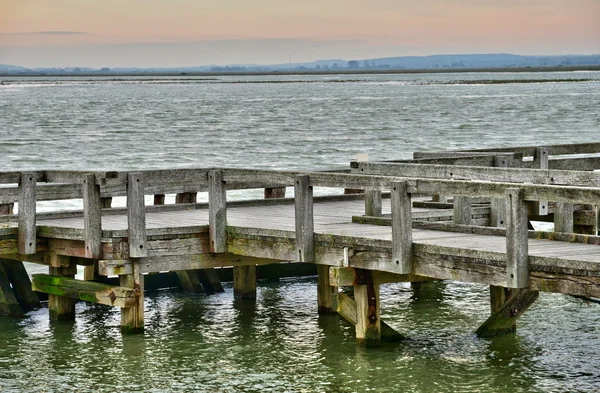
[2,141,600,347]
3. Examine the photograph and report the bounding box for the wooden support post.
[1,259,40,311]
[476,287,539,338]
[453,196,472,225]
[264,187,286,199]
[353,269,381,348]
[233,265,256,300]
[533,147,549,216]
[197,269,225,293]
[18,172,36,255]
[120,260,144,333]
[490,156,508,227]
[209,170,227,253]
[176,271,204,293]
[506,188,529,288]
[295,175,314,262]
[153,194,165,205]
[83,174,102,259]
[317,265,336,314]
[335,292,405,342]
[127,172,147,258]
[365,189,382,217]
[176,192,196,204]
[554,202,574,233]
[0,264,21,316]
[391,181,412,274]
[48,255,76,321]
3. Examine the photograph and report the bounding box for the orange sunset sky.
[1,0,599,68]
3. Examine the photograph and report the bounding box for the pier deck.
[3,141,600,347]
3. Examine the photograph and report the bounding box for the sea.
[0,71,600,392]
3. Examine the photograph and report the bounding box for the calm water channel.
[1,72,600,392]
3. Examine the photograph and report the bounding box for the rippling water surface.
[1,72,600,392]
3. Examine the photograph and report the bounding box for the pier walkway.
[2,141,600,347]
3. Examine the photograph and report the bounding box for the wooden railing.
[2,158,600,290]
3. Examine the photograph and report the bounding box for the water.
[1,72,600,392]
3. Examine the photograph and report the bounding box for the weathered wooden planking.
[99,254,283,276]
[453,141,600,157]
[353,161,600,188]
[32,274,137,308]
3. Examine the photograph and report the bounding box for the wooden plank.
[208,170,227,253]
[294,175,314,262]
[354,269,381,348]
[224,168,600,205]
[83,174,102,259]
[391,181,412,274]
[329,266,431,287]
[18,172,36,255]
[32,274,137,308]
[475,289,539,337]
[233,265,256,300]
[505,188,529,288]
[127,172,147,258]
[99,254,283,276]
[458,141,600,156]
[353,161,600,189]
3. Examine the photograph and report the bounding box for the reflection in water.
[0,278,600,391]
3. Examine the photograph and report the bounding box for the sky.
[1,0,599,68]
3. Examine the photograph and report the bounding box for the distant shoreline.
[2,64,600,78]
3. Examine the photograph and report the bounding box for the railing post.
[391,180,412,274]
[554,202,574,233]
[490,156,508,227]
[506,188,529,288]
[365,189,382,217]
[208,170,227,253]
[533,147,549,216]
[83,174,102,259]
[18,172,36,255]
[294,175,314,262]
[127,172,147,258]
[453,196,472,225]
